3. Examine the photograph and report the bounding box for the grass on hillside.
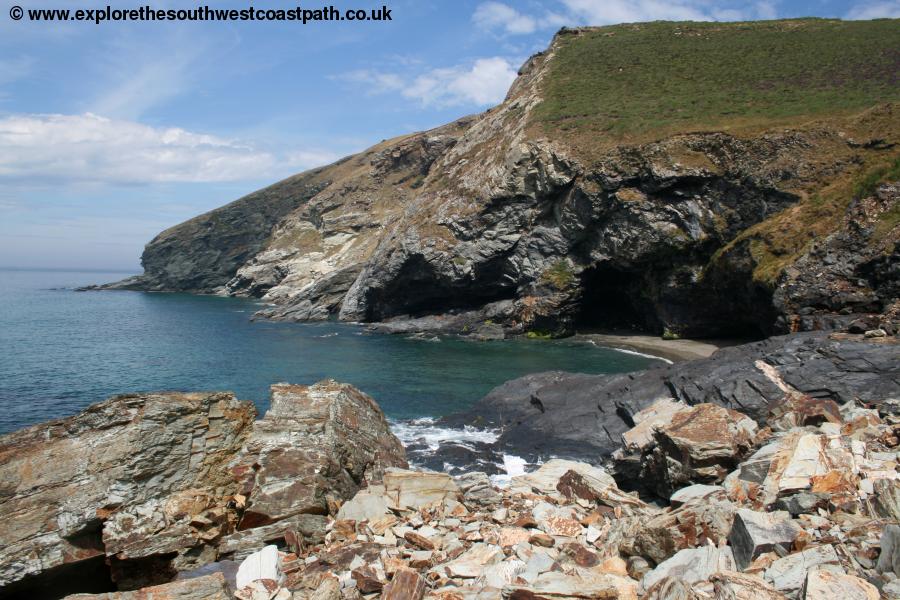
[709,154,900,286]
[533,19,900,154]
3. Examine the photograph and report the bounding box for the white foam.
[610,346,673,364]
[315,332,339,338]
[390,417,499,452]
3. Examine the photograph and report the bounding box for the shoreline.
[575,332,748,362]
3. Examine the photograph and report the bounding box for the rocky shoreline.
[1,329,898,599]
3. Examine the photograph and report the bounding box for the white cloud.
[338,57,519,109]
[846,0,900,18]
[88,30,214,120]
[335,70,406,95]
[473,2,538,35]
[0,113,338,185]
[403,58,519,107]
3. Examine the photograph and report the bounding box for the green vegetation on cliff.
[534,19,900,151]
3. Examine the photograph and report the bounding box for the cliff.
[111,19,900,338]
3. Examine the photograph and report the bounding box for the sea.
[0,269,665,474]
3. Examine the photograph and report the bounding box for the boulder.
[763,545,841,596]
[758,432,857,506]
[233,381,407,528]
[877,524,900,575]
[502,571,637,600]
[641,403,758,496]
[669,484,727,508]
[643,577,700,600]
[629,498,735,565]
[768,395,842,431]
[509,459,616,496]
[642,545,736,589]
[728,510,802,570]
[382,469,458,509]
[801,570,878,600]
[621,399,690,452]
[0,380,407,596]
[0,391,255,592]
[440,543,503,578]
[439,333,899,471]
[336,485,391,522]
[382,568,426,600]
[63,573,230,599]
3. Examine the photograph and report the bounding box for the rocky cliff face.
[0,381,406,599]
[112,20,900,339]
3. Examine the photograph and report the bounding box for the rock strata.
[0,381,405,598]
[96,22,900,341]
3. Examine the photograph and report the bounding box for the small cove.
[0,269,664,435]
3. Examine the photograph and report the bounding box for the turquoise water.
[0,269,662,435]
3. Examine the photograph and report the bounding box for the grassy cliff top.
[532,19,900,153]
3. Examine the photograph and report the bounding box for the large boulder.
[0,380,407,597]
[639,403,758,497]
[0,391,255,594]
[64,573,231,599]
[231,381,407,533]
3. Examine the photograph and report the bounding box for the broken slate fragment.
[729,509,802,570]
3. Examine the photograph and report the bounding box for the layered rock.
[0,391,255,594]
[0,381,406,598]
[99,21,900,340]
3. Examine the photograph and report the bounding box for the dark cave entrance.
[0,555,116,600]
[574,264,655,333]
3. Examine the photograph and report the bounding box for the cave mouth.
[0,555,116,600]
[574,264,655,334]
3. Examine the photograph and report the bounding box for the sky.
[0,0,897,271]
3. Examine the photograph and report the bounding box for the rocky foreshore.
[1,331,899,600]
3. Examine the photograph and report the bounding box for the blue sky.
[0,0,897,270]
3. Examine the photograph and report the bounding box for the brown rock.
[405,531,436,551]
[500,527,533,548]
[63,573,230,599]
[382,568,426,600]
[530,534,555,547]
[234,381,407,527]
[641,403,758,496]
[768,395,842,431]
[0,391,255,591]
[561,543,599,567]
[383,470,458,510]
[556,470,654,517]
[351,566,383,593]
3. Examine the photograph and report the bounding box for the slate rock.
[729,509,802,570]
[642,545,736,589]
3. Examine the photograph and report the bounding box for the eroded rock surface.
[97,24,899,341]
[0,381,405,598]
